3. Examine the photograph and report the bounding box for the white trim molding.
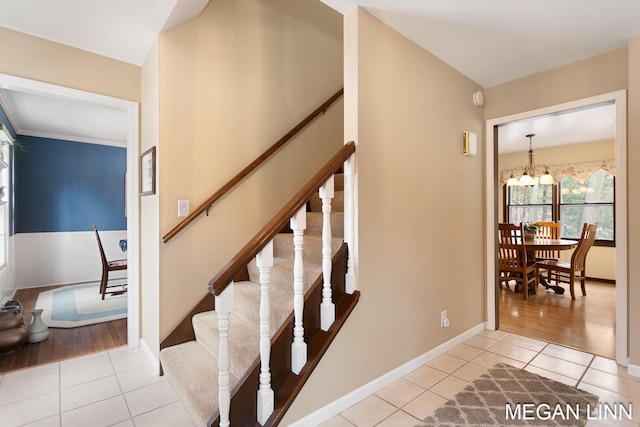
[289,323,486,427]
[485,90,628,367]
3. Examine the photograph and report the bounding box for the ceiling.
[0,0,209,147]
[0,0,635,150]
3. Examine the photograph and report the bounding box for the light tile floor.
[1,330,639,427]
[321,330,640,427]
[0,346,195,427]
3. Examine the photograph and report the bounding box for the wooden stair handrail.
[162,88,344,243]
[209,141,355,296]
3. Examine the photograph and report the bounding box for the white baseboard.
[628,362,640,379]
[140,338,161,376]
[289,322,486,427]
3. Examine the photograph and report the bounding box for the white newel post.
[216,282,234,427]
[290,207,307,375]
[257,241,274,425]
[345,155,357,294]
[320,176,335,331]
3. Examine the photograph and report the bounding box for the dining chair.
[536,223,597,300]
[93,224,128,300]
[535,221,561,261]
[498,223,538,300]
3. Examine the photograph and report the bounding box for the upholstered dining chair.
[498,223,538,300]
[536,223,597,300]
[535,221,561,261]
[93,224,128,300]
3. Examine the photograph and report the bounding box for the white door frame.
[0,73,140,348]
[485,89,628,367]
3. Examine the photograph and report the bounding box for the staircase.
[159,154,358,426]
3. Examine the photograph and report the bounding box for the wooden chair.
[498,223,538,300]
[535,221,561,261]
[536,223,597,300]
[93,224,127,300]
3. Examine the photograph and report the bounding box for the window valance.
[500,159,616,186]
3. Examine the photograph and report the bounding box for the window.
[559,169,614,244]
[505,182,554,225]
[505,168,615,245]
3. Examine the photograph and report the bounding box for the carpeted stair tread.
[306,211,344,237]
[272,233,343,263]
[226,281,293,335]
[247,257,323,295]
[160,341,239,427]
[193,310,260,380]
[308,190,344,213]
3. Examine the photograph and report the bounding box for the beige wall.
[153,0,344,344]
[0,28,140,102]
[499,140,616,280]
[487,46,639,367]
[141,40,161,359]
[485,48,627,119]
[628,35,640,368]
[283,8,486,422]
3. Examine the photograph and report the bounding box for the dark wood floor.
[498,279,616,359]
[0,285,127,374]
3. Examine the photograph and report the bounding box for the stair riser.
[308,190,344,212]
[271,233,343,264]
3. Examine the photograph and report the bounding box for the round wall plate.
[473,90,484,106]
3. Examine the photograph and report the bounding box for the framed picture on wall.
[140,146,156,196]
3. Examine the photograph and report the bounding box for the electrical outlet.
[440,310,447,327]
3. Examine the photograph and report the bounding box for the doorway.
[0,73,140,350]
[484,90,628,367]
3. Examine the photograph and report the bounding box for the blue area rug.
[35,281,127,328]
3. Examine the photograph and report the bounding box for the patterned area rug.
[35,281,127,328]
[417,363,599,426]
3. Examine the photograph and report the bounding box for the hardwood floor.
[0,285,127,374]
[498,279,615,359]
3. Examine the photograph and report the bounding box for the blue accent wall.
[15,136,126,232]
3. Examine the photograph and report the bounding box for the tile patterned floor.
[320,330,640,427]
[1,330,638,426]
[0,347,194,427]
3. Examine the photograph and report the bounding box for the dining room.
[495,101,618,360]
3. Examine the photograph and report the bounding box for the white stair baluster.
[290,207,307,374]
[215,282,234,427]
[257,241,274,425]
[345,155,357,294]
[320,176,335,331]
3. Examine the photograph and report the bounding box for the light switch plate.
[178,200,190,217]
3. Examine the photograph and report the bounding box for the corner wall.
[283,8,486,422]
[628,34,640,370]
[141,40,161,362]
[155,0,344,344]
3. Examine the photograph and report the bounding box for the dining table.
[524,238,578,253]
[524,238,578,293]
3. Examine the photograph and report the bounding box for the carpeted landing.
[417,363,599,427]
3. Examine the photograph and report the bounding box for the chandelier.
[506,134,554,186]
